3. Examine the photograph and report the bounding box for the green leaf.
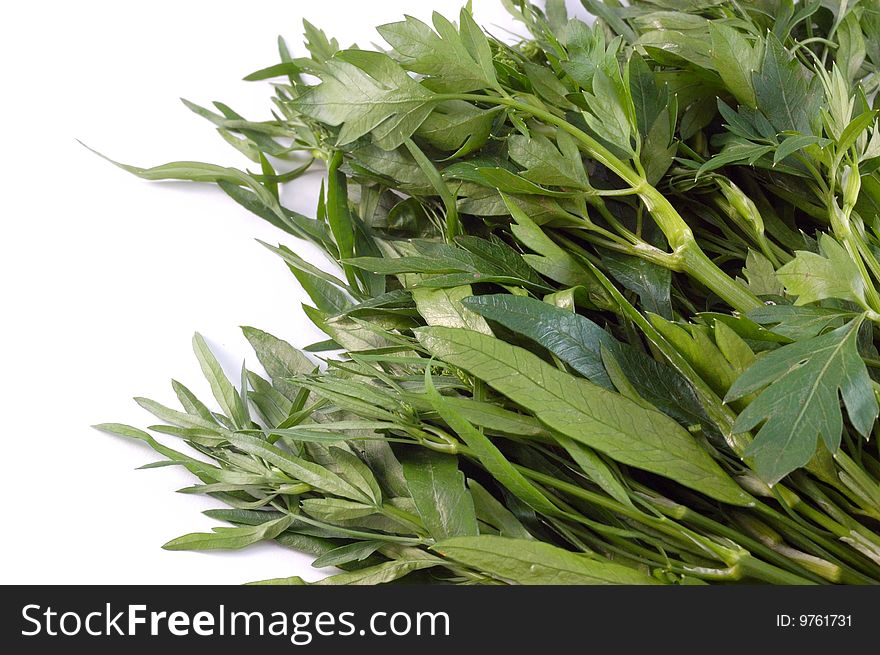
[837,13,866,83]
[327,150,356,279]
[774,135,825,164]
[414,100,500,156]
[708,23,758,107]
[556,434,633,508]
[94,423,222,480]
[463,293,617,388]
[400,448,478,540]
[752,34,818,134]
[582,70,634,156]
[242,327,313,402]
[697,142,774,177]
[133,397,224,435]
[424,371,561,517]
[192,333,249,430]
[226,433,370,502]
[83,145,285,223]
[741,249,784,296]
[776,234,867,307]
[505,198,612,306]
[726,316,879,483]
[628,54,667,139]
[312,554,441,585]
[377,10,500,93]
[648,316,738,399]
[507,131,590,190]
[171,380,217,425]
[293,50,436,149]
[311,540,383,568]
[417,327,751,505]
[579,0,637,44]
[468,479,533,539]
[259,241,354,313]
[328,446,383,506]
[464,294,708,430]
[163,514,293,551]
[434,536,659,584]
[602,251,673,320]
[748,304,852,340]
[411,286,492,334]
[302,498,376,522]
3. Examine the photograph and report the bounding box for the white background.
[0,1,582,584]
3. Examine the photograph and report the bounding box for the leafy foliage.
[93,1,880,586]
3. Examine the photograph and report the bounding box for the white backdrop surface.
[0,1,586,584]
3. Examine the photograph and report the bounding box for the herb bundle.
[96,0,880,585]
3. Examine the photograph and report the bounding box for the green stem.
[517,466,816,584]
[443,93,762,313]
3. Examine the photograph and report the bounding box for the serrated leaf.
[417,327,751,505]
[748,304,852,340]
[293,50,436,150]
[741,249,784,296]
[726,316,878,483]
[463,294,709,430]
[411,286,492,334]
[377,10,499,93]
[752,34,817,135]
[463,293,617,388]
[777,234,867,307]
[507,131,590,190]
[414,100,499,156]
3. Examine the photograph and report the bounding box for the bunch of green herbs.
[95,0,880,585]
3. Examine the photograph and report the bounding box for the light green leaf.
[163,514,293,551]
[293,50,436,149]
[302,498,377,522]
[434,536,660,584]
[401,448,478,540]
[741,249,784,296]
[226,433,370,502]
[242,326,314,402]
[507,131,590,190]
[377,10,499,93]
[311,540,383,569]
[708,23,758,107]
[777,234,867,307]
[411,285,492,334]
[417,327,751,505]
[468,479,533,539]
[425,371,561,517]
[192,333,249,430]
[414,100,500,156]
